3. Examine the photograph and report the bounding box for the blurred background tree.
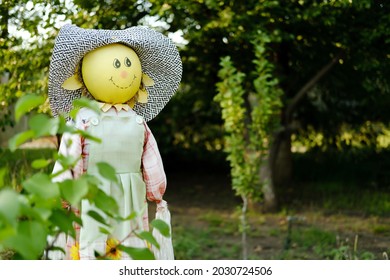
[1,0,389,210]
[147,0,390,208]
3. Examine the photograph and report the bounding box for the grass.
[172,210,385,260]
[199,211,239,235]
[288,149,390,216]
[290,182,390,216]
[372,225,390,236]
[280,226,374,260]
[173,225,241,260]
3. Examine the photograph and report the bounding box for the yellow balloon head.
[81,43,142,104]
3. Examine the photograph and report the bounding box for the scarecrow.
[47,24,182,260]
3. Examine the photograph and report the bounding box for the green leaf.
[59,177,89,206]
[69,97,101,121]
[96,162,118,184]
[28,114,59,137]
[31,158,52,169]
[0,168,6,188]
[69,210,83,227]
[76,129,102,143]
[99,227,111,235]
[14,94,45,122]
[0,227,16,241]
[8,130,35,151]
[53,153,80,173]
[84,174,101,190]
[23,173,60,200]
[0,189,20,226]
[151,219,171,238]
[72,97,101,114]
[94,250,103,259]
[117,245,155,260]
[49,209,75,237]
[93,189,118,215]
[4,220,47,259]
[31,207,53,222]
[57,116,76,134]
[136,231,160,249]
[116,211,137,222]
[87,210,109,226]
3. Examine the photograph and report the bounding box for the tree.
[0,0,153,129]
[1,1,51,129]
[148,0,390,208]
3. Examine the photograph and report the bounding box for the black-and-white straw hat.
[48,24,182,122]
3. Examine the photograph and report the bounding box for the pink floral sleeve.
[142,122,167,203]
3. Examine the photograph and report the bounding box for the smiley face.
[81,43,142,104]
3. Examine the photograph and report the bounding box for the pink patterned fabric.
[142,123,167,203]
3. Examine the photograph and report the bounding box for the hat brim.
[48,24,182,122]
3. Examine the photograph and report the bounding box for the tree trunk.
[257,129,292,212]
[240,195,248,260]
[272,131,293,205]
[258,53,340,211]
[259,154,278,211]
[0,3,9,39]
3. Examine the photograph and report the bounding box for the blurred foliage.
[148,0,390,208]
[293,121,390,153]
[0,95,167,259]
[147,0,390,155]
[0,148,54,190]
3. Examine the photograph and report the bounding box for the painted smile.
[109,74,137,89]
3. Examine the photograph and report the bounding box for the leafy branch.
[0,95,170,260]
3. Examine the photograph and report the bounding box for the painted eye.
[124,57,131,67]
[113,58,121,68]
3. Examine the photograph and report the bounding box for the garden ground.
[164,166,390,260]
